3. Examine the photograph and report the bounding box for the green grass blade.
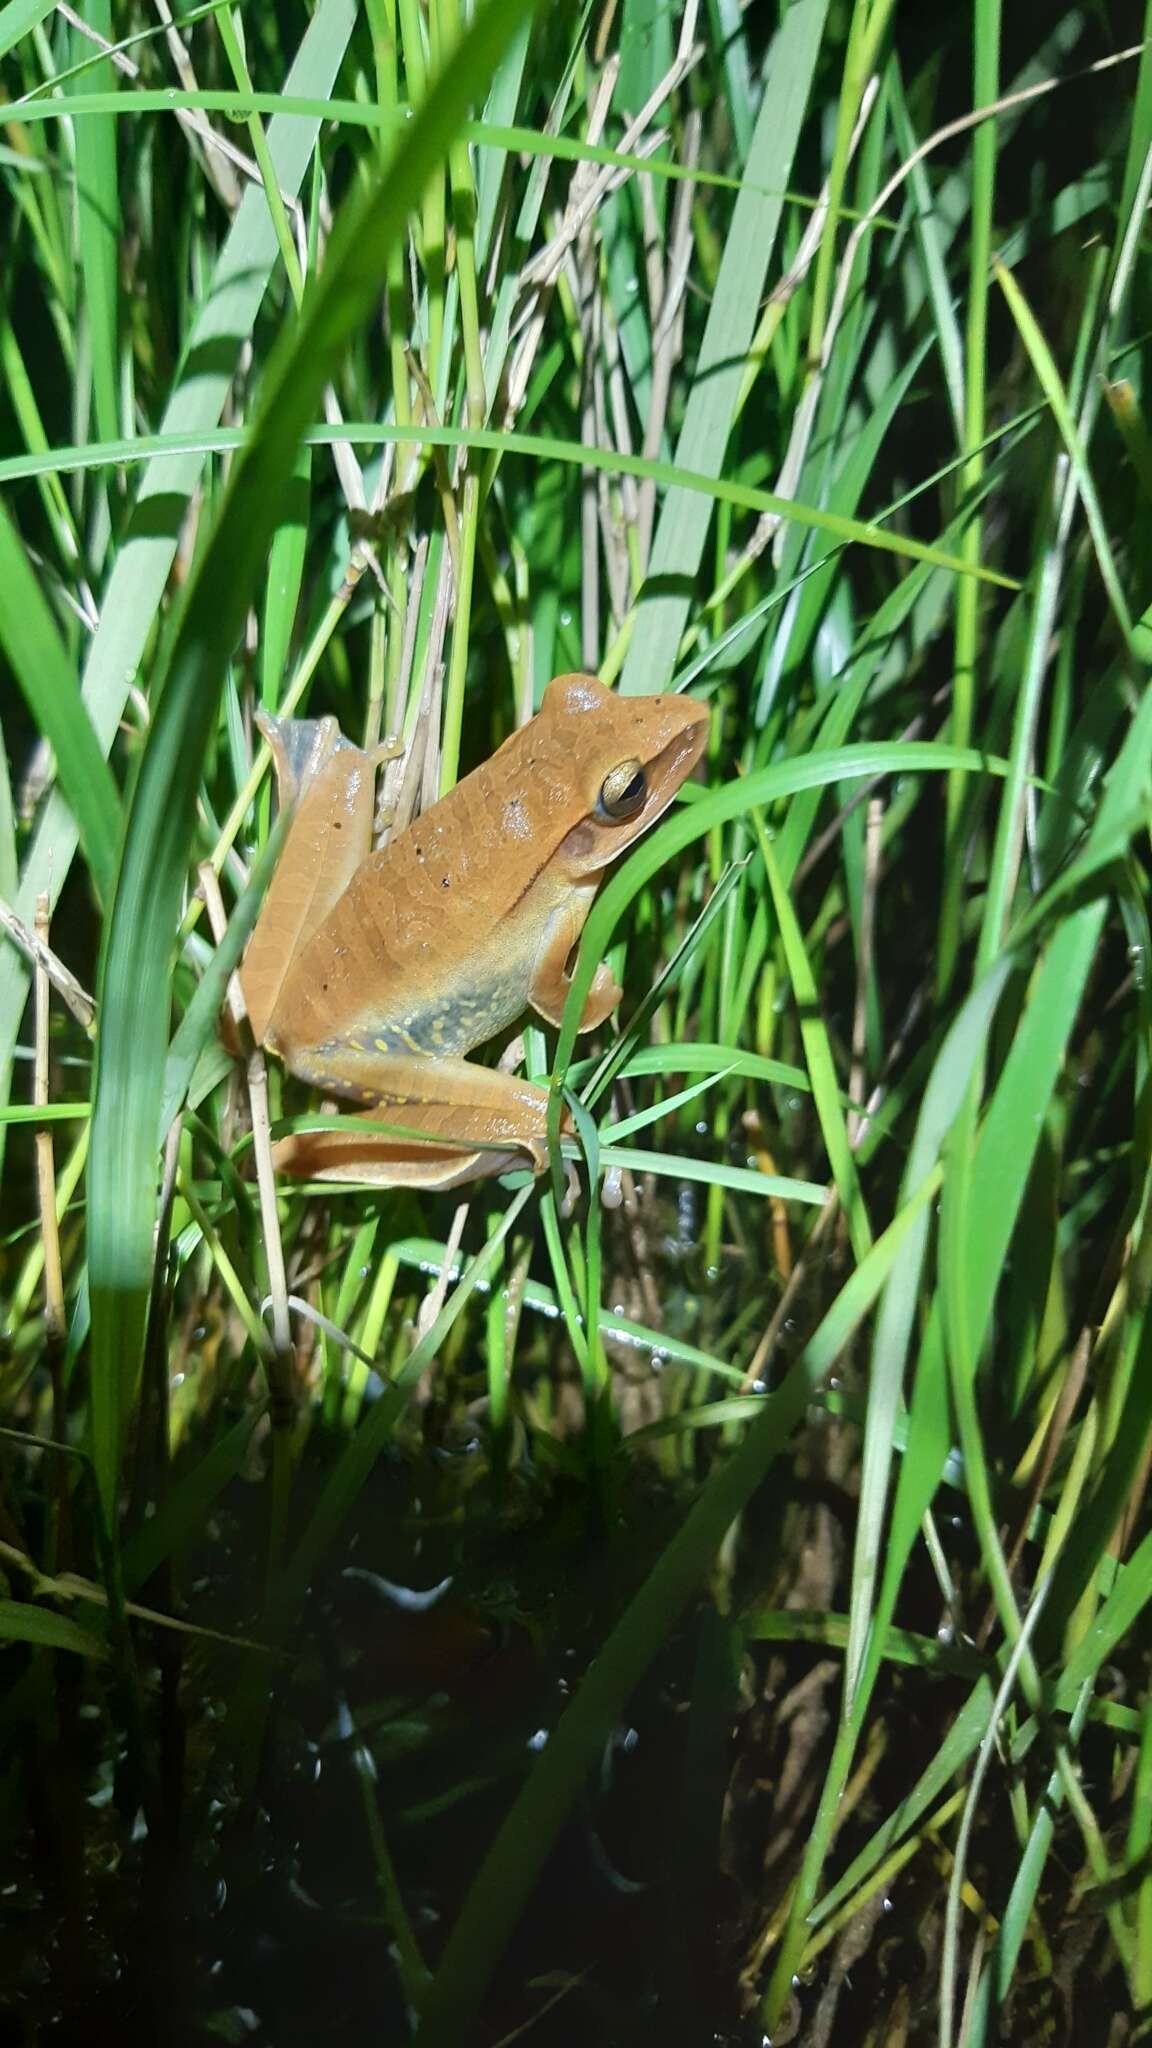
[0,499,121,901]
[69,1,120,458]
[995,260,1135,656]
[844,958,1014,1708]
[159,809,290,1137]
[0,0,54,66]
[954,687,1152,1370]
[759,824,872,1261]
[0,419,1023,591]
[619,0,829,696]
[0,1599,109,1658]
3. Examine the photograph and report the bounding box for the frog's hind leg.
[240,714,397,1044]
[271,1049,568,1190]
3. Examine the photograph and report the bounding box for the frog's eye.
[597,759,647,822]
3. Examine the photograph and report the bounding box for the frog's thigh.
[242,715,396,1043]
[528,903,622,1033]
[275,1049,560,1189]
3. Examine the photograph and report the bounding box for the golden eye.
[596,759,647,822]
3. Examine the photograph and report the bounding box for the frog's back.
[266,736,572,1063]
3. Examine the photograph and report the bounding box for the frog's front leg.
[241,713,399,1045]
[528,897,622,1034]
[271,1044,569,1190]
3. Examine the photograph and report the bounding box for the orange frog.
[240,673,708,1190]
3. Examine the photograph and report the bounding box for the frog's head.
[541,672,708,873]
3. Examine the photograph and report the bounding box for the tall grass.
[1,1,1151,2041]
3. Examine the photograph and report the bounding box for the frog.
[238,672,708,1190]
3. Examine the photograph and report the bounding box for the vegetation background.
[1,0,1151,2041]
